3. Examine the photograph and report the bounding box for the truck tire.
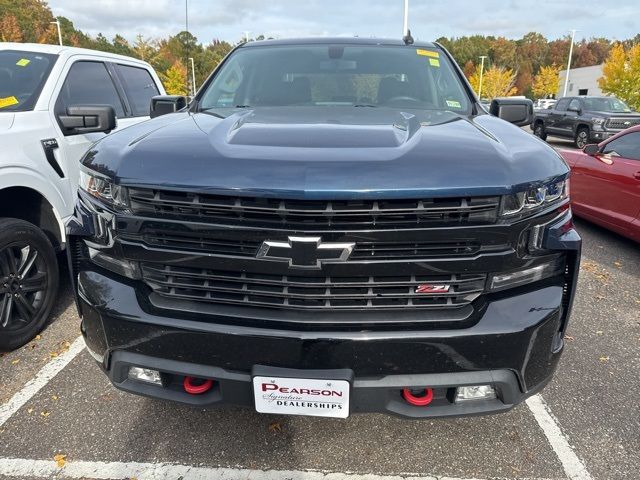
[575,127,590,149]
[533,122,547,141]
[0,218,59,351]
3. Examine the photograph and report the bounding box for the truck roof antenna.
[402,0,414,45]
[403,29,414,45]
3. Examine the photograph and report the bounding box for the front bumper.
[68,189,581,419]
[77,268,568,418]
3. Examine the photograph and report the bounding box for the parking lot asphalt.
[0,138,638,480]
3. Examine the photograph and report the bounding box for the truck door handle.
[633,172,640,180]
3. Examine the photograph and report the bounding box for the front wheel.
[533,123,547,141]
[575,128,590,149]
[0,218,59,351]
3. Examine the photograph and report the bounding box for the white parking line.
[526,394,593,480]
[0,457,559,480]
[0,335,85,428]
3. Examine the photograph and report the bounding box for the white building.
[557,64,604,98]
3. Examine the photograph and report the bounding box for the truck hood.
[84,107,568,199]
[0,113,15,131]
[588,111,640,118]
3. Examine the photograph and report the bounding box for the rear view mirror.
[150,95,188,118]
[58,105,116,135]
[583,144,600,156]
[489,98,534,127]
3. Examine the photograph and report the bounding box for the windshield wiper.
[353,104,378,108]
[234,105,252,108]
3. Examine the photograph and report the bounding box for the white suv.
[0,43,165,349]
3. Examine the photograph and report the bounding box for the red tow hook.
[402,388,434,406]
[183,376,214,395]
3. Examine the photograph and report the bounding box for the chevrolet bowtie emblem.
[257,236,355,269]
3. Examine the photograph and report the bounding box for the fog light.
[128,367,162,385]
[455,385,496,403]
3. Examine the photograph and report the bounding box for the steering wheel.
[384,95,422,105]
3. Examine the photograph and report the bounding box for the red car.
[561,125,640,242]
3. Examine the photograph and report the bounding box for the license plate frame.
[252,375,350,418]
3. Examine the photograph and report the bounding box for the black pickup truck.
[531,96,640,148]
[68,37,581,419]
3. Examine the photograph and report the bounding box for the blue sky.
[47,0,640,44]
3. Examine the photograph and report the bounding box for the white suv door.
[48,58,160,201]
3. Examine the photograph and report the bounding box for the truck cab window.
[56,61,125,117]
[117,64,160,117]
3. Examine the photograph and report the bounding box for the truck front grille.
[605,117,640,130]
[128,188,500,230]
[141,264,486,311]
[126,231,482,260]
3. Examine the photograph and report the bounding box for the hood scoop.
[221,107,420,148]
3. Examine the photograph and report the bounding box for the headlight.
[501,179,569,218]
[79,170,128,208]
[591,117,605,130]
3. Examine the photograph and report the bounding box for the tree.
[133,34,156,61]
[163,61,188,96]
[0,14,23,42]
[532,64,560,98]
[599,43,640,110]
[469,65,517,99]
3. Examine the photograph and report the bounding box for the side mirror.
[150,95,188,118]
[58,105,116,135]
[583,144,600,156]
[489,98,534,127]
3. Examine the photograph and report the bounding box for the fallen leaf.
[52,395,59,401]
[27,408,34,414]
[53,454,66,468]
[50,352,58,358]
[268,421,282,433]
[614,261,622,268]
[11,359,19,365]
[599,356,610,362]
[35,335,41,340]
[40,411,50,418]
[564,335,574,341]
[596,330,603,335]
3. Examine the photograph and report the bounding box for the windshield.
[582,97,633,113]
[0,50,58,112]
[199,44,471,114]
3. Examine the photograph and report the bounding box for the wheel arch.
[0,185,66,251]
[575,123,590,134]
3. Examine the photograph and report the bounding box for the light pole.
[403,0,409,37]
[562,29,578,97]
[188,57,197,96]
[50,19,62,46]
[478,55,488,99]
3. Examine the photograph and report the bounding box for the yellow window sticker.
[417,49,439,58]
[16,58,31,67]
[446,100,462,109]
[0,96,19,109]
[429,58,440,67]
